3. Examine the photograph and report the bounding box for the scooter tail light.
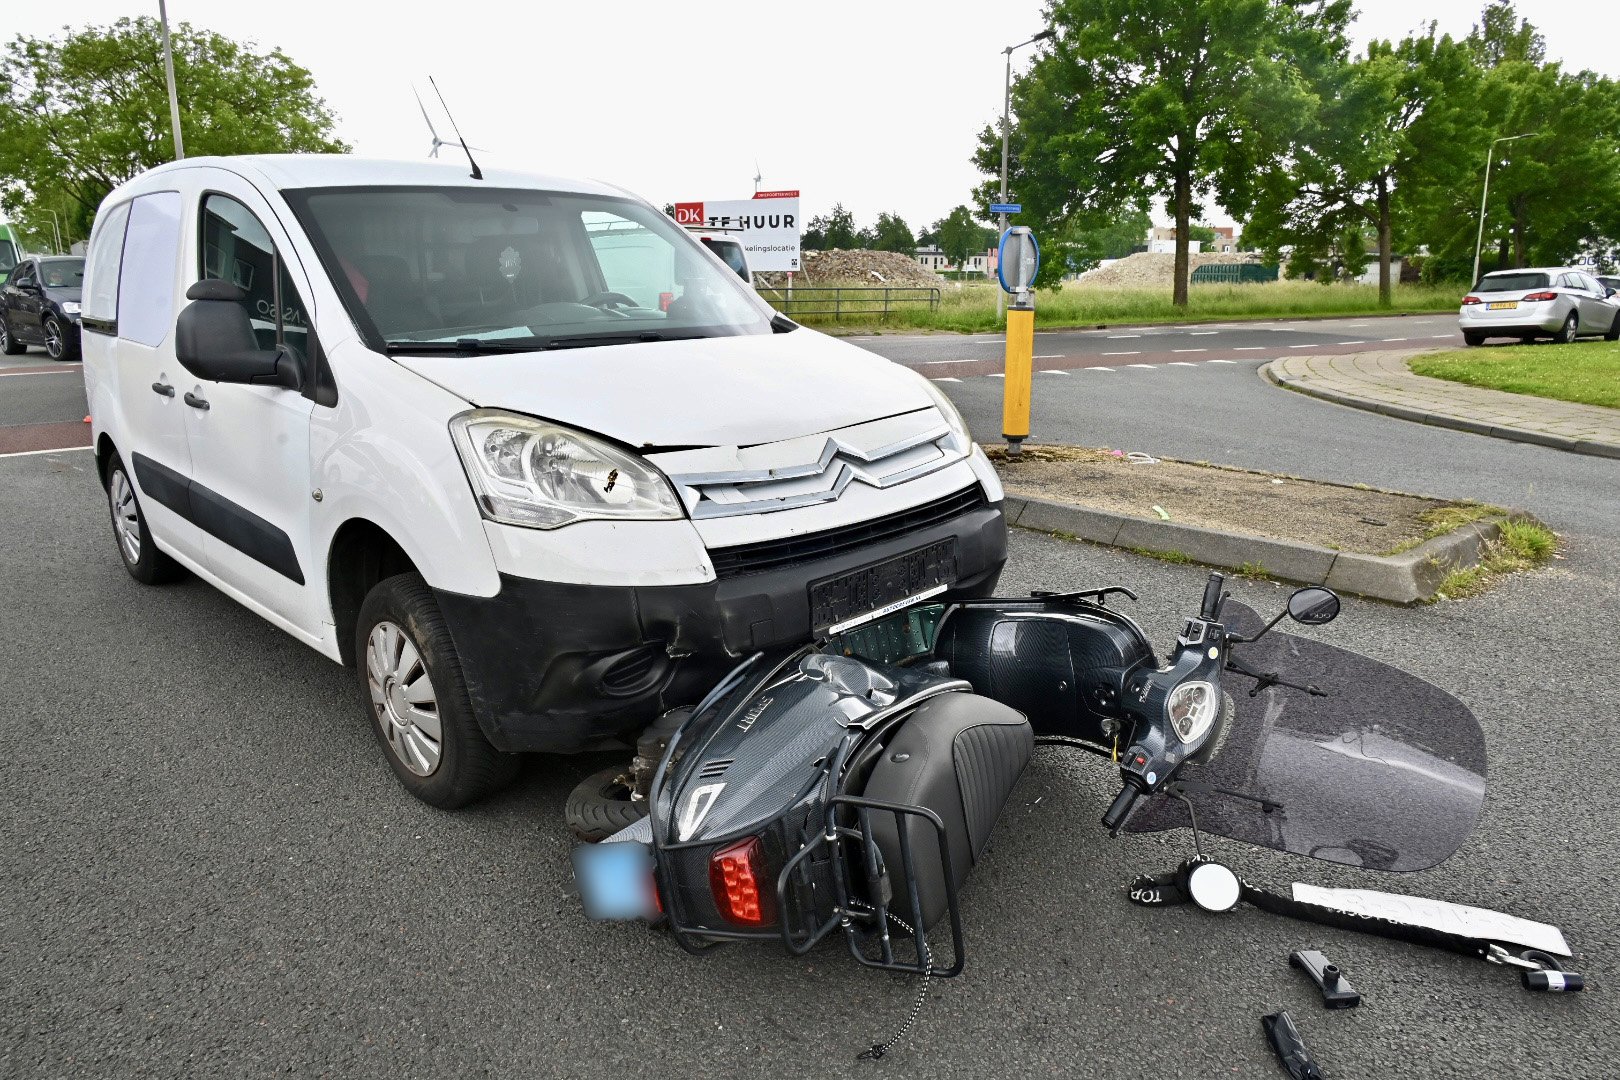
[1461,295,1482,305]
[1522,291,1558,302]
[709,836,776,927]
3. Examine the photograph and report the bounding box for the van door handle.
[151,381,175,397]
[183,391,210,411]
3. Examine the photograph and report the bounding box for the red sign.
[752,190,799,200]
[673,202,705,225]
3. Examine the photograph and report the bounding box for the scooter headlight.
[450,409,683,529]
[1167,680,1218,743]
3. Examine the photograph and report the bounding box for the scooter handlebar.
[1102,783,1143,834]
[1200,571,1227,622]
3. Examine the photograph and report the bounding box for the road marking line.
[1429,334,1452,339]
[987,373,1005,378]
[1335,340,1367,345]
[1102,350,1140,356]
[1234,346,1266,351]
[0,368,82,378]
[1383,337,1408,341]
[1033,354,1064,359]
[1127,363,1158,369]
[1086,366,1116,372]
[1168,361,1197,366]
[931,377,961,383]
[0,445,94,459]
[1172,348,1207,353]
[1188,331,1218,336]
[918,358,983,365]
[1039,369,1072,375]
[1208,359,1238,364]
[1107,334,1141,339]
[1289,344,1320,349]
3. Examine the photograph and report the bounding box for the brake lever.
[1224,658,1327,698]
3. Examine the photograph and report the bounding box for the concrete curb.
[1263,361,1620,460]
[1003,493,1524,605]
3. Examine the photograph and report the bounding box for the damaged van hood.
[391,330,934,448]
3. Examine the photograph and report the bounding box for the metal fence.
[1190,263,1281,284]
[755,285,942,321]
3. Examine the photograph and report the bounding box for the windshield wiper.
[539,330,684,350]
[384,338,547,355]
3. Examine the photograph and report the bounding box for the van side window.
[118,192,184,348]
[199,194,312,367]
[82,200,133,334]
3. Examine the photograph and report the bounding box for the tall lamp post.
[1471,132,1539,286]
[158,0,185,159]
[997,28,1053,320]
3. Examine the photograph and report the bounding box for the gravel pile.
[757,249,949,289]
[1075,251,1259,288]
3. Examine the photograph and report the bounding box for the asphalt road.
[0,355,88,455]
[852,312,1462,377]
[4,332,1618,1078]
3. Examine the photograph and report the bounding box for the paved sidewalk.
[1265,349,1620,459]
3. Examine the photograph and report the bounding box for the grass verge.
[774,280,1462,333]
[1433,519,1559,601]
[1409,340,1620,409]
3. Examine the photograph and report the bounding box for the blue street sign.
[989,203,1022,214]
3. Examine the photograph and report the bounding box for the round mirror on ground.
[1186,861,1242,913]
[1287,586,1341,626]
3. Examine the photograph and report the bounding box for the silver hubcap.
[366,621,443,776]
[1564,317,1577,342]
[109,470,141,564]
[46,320,62,357]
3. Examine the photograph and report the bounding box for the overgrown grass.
[1433,519,1559,601]
[770,279,1463,333]
[1383,502,1505,555]
[1410,340,1620,409]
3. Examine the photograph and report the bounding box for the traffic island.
[987,445,1554,604]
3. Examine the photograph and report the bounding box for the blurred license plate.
[572,841,658,920]
[1487,301,1518,310]
[811,539,956,633]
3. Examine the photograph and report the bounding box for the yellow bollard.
[1002,304,1034,455]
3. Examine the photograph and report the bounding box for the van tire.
[104,454,183,585]
[565,766,648,841]
[356,573,519,809]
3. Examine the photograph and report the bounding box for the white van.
[81,156,1006,808]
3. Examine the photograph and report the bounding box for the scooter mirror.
[1286,587,1341,626]
[1186,861,1242,913]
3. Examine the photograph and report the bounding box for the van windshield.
[284,186,773,352]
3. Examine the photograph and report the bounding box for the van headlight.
[1167,681,1218,743]
[450,410,683,529]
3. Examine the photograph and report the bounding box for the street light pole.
[1471,132,1538,286]
[158,0,185,160]
[997,28,1052,320]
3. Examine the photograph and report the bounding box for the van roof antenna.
[429,76,483,181]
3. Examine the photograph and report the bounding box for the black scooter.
[573,572,1487,978]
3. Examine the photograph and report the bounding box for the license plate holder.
[1487,301,1518,310]
[810,539,957,634]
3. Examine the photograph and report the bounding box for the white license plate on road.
[1487,301,1518,310]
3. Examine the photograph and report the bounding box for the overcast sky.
[12,1,1617,232]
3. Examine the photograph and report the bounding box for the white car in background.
[1459,267,1620,346]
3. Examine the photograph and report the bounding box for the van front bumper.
[432,497,1007,753]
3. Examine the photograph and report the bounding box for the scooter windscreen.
[1129,601,1486,872]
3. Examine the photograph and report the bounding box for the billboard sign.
[673,192,801,272]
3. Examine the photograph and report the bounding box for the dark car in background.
[1,256,85,361]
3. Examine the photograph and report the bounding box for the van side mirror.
[175,280,302,390]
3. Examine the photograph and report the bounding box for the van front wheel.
[356,574,519,809]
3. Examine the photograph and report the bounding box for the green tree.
[975,0,1350,305]
[1186,224,1218,247]
[871,212,915,253]
[935,205,988,269]
[1057,207,1150,274]
[805,203,860,250]
[0,17,345,245]
[1468,0,1545,66]
[1245,28,1482,304]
